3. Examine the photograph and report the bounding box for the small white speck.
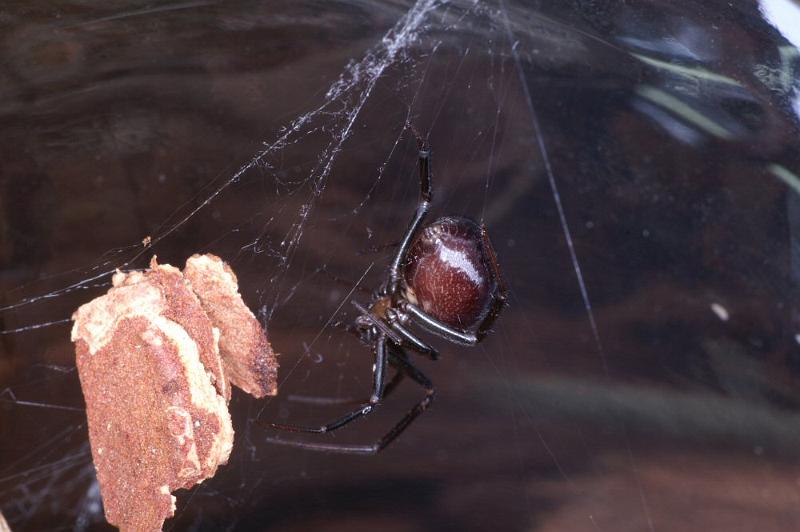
[710,303,729,321]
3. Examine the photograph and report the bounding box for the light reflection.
[760,0,800,120]
[636,86,734,140]
[760,0,800,49]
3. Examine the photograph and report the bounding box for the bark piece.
[72,259,233,531]
[184,254,278,398]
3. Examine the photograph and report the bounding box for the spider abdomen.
[403,216,497,329]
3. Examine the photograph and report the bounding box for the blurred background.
[2,0,800,530]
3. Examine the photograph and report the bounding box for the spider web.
[3,0,800,530]
[1,1,520,528]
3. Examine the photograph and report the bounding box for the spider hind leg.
[264,345,434,454]
[268,332,389,436]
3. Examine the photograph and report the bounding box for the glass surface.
[2,1,800,530]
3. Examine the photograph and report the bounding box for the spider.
[265,136,507,454]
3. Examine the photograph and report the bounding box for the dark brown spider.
[265,137,507,454]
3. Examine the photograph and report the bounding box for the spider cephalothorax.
[267,136,506,454]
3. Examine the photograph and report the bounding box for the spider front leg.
[387,139,432,293]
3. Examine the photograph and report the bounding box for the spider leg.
[264,346,434,454]
[402,302,479,346]
[381,366,406,397]
[267,332,389,436]
[351,301,404,345]
[287,369,406,407]
[388,319,439,360]
[473,224,508,342]
[387,141,432,293]
[363,346,435,452]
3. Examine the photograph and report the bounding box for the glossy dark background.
[2,1,800,530]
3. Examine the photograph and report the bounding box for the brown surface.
[184,254,279,398]
[117,258,230,401]
[534,452,800,531]
[71,260,234,531]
